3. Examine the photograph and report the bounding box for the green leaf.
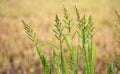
[91,47,96,74]
[61,48,69,74]
[88,39,93,74]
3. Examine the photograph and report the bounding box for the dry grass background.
[0,0,120,74]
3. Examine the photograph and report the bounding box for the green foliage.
[23,6,96,74]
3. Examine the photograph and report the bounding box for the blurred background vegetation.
[0,0,120,74]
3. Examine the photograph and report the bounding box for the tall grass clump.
[23,6,96,74]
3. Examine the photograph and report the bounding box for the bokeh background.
[0,0,120,74]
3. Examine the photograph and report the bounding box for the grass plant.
[23,6,96,74]
[23,20,52,74]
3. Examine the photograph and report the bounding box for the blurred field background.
[0,0,120,74]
